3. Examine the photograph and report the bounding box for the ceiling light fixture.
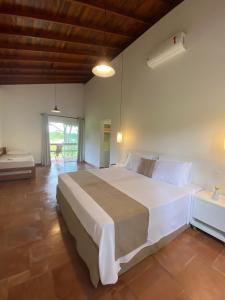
[92,9,115,78]
[92,61,115,78]
[51,84,61,113]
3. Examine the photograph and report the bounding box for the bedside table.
[190,190,225,242]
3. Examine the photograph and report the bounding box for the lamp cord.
[120,53,124,130]
[54,84,56,107]
[102,9,106,58]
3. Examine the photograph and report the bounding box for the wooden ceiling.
[0,0,183,85]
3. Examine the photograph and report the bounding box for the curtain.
[77,118,84,163]
[41,113,51,166]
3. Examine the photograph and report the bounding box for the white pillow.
[125,153,143,172]
[152,160,192,187]
[125,152,158,172]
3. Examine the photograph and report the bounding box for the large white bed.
[58,166,200,285]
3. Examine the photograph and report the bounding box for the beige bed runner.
[68,170,149,259]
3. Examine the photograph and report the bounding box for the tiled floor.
[0,162,224,300]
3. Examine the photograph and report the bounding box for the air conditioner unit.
[147,32,186,68]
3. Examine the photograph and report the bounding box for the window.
[48,117,78,162]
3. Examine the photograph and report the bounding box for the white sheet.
[0,154,35,169]
[58,167,201,285]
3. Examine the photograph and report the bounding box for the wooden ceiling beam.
[0,79,86,84]
[0,5,133,39]
[0,25,122,50]
[0,61,92,71]
[0,42,111,58]
[0,53,95,65]
[0,74,88,78]
[69,0,149,25]
[0,69,91,75]
[0,74,87,83]
[0,74,88,80]
[0,74,86,79]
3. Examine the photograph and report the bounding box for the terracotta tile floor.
[0,162,225,300]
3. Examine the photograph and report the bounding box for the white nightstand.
[190,190,225,242]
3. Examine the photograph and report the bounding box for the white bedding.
[0,154,35,169]
[58,167,201,285]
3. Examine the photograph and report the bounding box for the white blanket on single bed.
[58,167,201,284]
[0,154,35,169]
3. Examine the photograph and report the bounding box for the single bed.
[57,165,200,286]
[0,152,35,181]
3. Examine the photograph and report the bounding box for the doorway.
[100,120,112,168]
[48,116,78,163]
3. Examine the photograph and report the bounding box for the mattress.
[58,166,201,285]
[0,154,35,169]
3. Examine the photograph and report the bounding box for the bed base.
[57,186,188,287]
[0,166,36,181]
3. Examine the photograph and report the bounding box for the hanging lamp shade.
[92,61,115,78]
[51,84,61,113]
[92,9,115,78]
[51,105,61,113]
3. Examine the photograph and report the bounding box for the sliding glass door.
[48,116,78,162]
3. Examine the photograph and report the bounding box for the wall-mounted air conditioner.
[147,32,186,68]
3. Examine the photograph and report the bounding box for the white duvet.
[0,154,35,169]
[58,167,200,284]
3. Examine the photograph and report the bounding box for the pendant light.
[92,61,115,78]
[92,9,115,78]
[117,53,124,144]
[51,84,61,113]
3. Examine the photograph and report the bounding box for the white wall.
[1,84,84,162]
[84,0,225,188]
[85,62,121,167]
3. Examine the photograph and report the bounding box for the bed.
[57,162,200,287]
[0,149,35,181]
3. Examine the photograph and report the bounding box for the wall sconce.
[117,131,123,144]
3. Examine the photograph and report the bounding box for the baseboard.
[84,161,98,169]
